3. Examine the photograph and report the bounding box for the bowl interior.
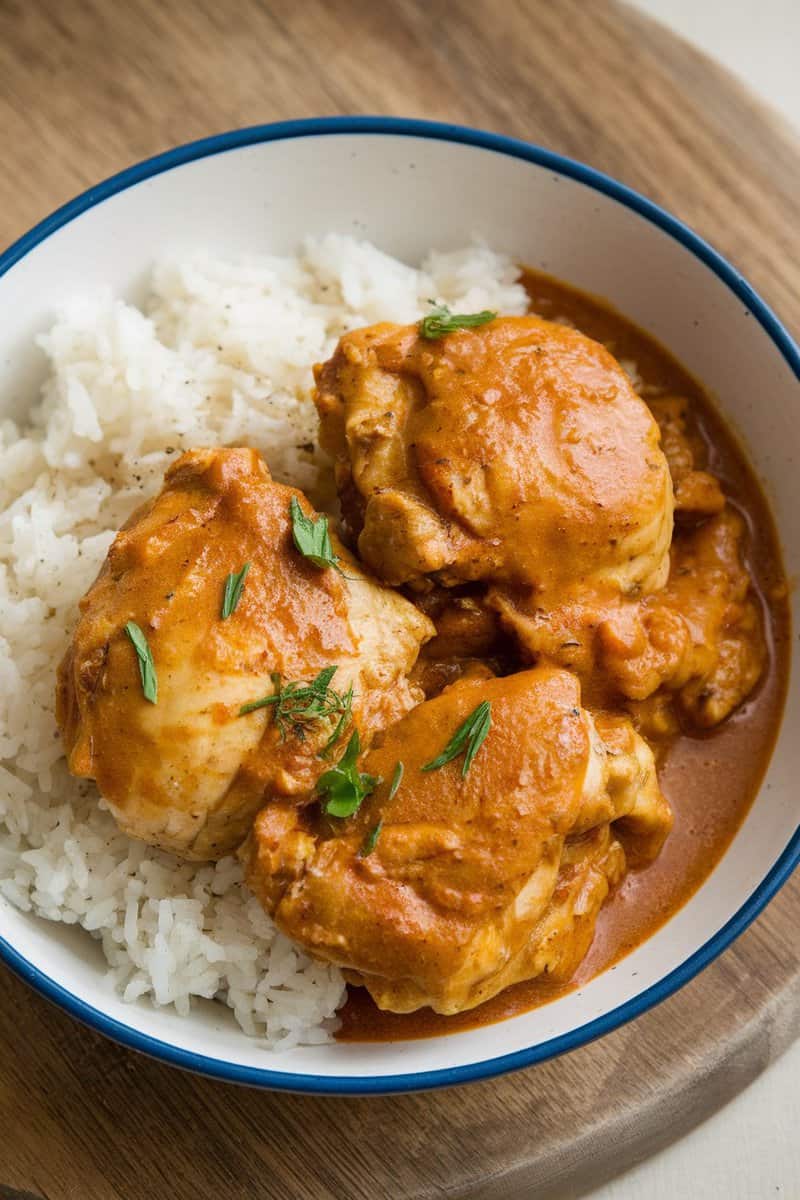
[0,124,797,1091]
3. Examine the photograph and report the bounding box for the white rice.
[0,235,527,1047]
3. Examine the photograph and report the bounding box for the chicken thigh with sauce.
[315,317,765,731]
[490,398,765,728]
[242,668,671,1015]
[493,508,765,729]
[314,316,674,596]
[57,448,433,860]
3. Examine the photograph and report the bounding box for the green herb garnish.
[319,684,356,758]
[421,700,492,777]
[387,760,404,803]
[317,730,380,819]
[238,666,353,754]
[419,302,497,340]
[124,620,158,704]
[359,819,383,858]
[289,495,341,572]
[357,762,401,857]
[221,562,250,619]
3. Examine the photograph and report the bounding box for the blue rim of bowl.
[0,116,798,1095]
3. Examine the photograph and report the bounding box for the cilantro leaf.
[317,730,380,819]
[289,495,341,572]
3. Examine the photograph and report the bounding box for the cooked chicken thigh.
[242,667,671,1015]
[314,316,674,597]
[57,448,433,860]
[492,505,764,729]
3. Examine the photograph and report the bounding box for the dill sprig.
[239,665,353,755]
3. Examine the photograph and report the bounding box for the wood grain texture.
[0,1,798,1196]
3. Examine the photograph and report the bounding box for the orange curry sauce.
[337,269,790,1042]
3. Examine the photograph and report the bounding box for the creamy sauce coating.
[337,269,789,1042]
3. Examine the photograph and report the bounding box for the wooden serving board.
[1,2,798,1196]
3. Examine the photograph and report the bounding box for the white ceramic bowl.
[0,117,798,1095]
